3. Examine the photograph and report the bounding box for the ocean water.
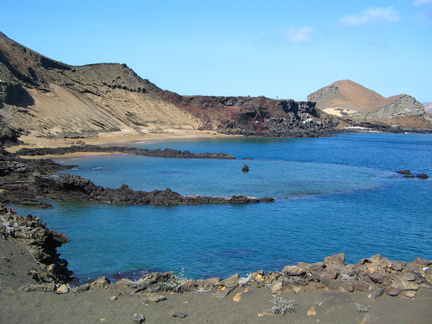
[13,133,432,280]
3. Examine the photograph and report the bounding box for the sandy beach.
[5,130,240,160]
[9,130,234,150]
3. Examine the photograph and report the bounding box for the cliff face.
[422,102,432,115]
[308,80,431,128]
[0,32,338,140]
[366,95,427,120]
[158,91,337,137]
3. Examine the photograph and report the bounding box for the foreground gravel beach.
[1,206,432,324]
[2,277,431,324]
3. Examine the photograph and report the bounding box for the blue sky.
[1,0,431,102]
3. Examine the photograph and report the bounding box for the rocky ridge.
[424,102,432,114]
[366,94,426,120]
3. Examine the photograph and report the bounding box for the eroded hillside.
[0,32,200,139]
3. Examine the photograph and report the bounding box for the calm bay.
[13,133,432,280]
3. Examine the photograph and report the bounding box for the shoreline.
[1,206,432,323]
[1,147,275,208]
[7,130,240,159]
[7,129,432,160]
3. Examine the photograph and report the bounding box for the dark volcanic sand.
[1,236,432,324]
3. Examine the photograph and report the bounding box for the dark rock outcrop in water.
[36,173,274,206]
[396,170,430,179]
[16,144,235,159]
[0,148,273,207]
[0,148,72,207]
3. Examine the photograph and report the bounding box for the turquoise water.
[13,133,432,280]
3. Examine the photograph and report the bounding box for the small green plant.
[270,296,296,315]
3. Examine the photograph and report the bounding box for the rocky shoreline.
[0,147,273,208]
[337,120,432,134]
[0,206,73,285]
[1,189,432,323]
[2,205,431,299]
[36,173,275,206]
[104,252,432,301]
[15,144,236,159]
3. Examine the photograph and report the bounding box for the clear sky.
[1,0,431,102]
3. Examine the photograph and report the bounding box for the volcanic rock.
[132,314,146,323]
[0,148,274,207]
[0,206,73,284]
[142,294,167,303]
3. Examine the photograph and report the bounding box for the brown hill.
[308,80,396,113]
[0,32,200,139]
[0,32,337,142]
[307,80,431,128]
